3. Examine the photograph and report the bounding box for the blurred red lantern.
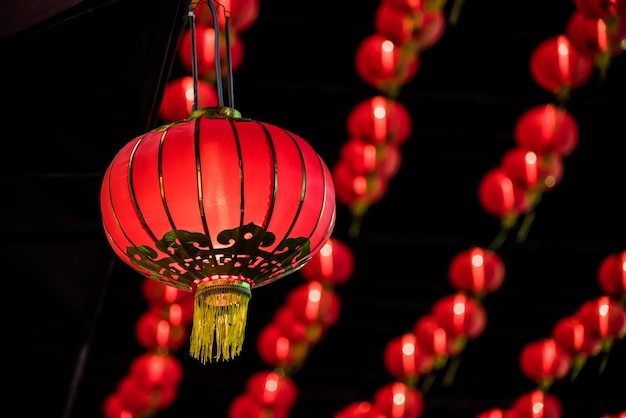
[537,153,564,192]
[413,314,453,357]
[340,138,402,179]
[447,246,505,296]
[334,401,386,418]
[514,104,579,157]
[500,147,540,189]
[355,33,419,90]
[101,106,336,363]
[431,293,487,341]
[142,277,194,307]
[383,332,435,384]
[552,314,602,357]
[129,353,184,388]
[135,306,189,352]
[566,11,610,58]
[193,0,260,32]
[333,160,389,207]
[347,96,412,146]
[273,306,324,344]
[478,168,516,217]
[117,375,178,413]
[578,296,626,340]
[158,76,219,123]
[597,251,626,299]
[529,35,594,96]
[511,390,562,418]
[228,393,273,418]
[245,370,298,414]
[519,338,571,388]
[103,393,134,418]
[371,381,424,418]
[178,25,245,78]
[374,3,445,50]
[257,323,310,369]
[476,409,517,418]
[299,237,355,286]
[573,0,626,20]
[285,281,341,328]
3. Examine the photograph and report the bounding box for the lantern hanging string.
[224,11,235,108]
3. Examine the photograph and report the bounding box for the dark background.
[1,0,625,417]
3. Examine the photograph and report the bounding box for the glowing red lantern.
[431,293,487,341]
[299,237,355,286]
[537,152,564,192]
[178,25,245,78]
[347,96,412,146]
[447,246,505,296]
[158,76,219,123]
[228,393,273,418]
[101,106,336,363]
[355,33,419,90]
[383,332,435,384]
[374,3,445,50]
[285,281,341,328]
[529,35,594,96]
[142,277,194,307]
[478,168,516,217]
[519,338,571,388]
[597,251,626,298]
[371,381,424,418]
[476,409,516,418]
[245,370,298,414]
[552,315,601,357]
[511,390,562,418]
[129,353,183,388]
[513,104,579,157]
[413,314,454,357]
[117,375,178,413]
[333,160,389,207]
[256,322,310,369]
[339,138,402,179]
[102,394,133,418]
[135,306,189,351]
[578,296,626,340]
[334,401,386,418]
[500,147,540,189]
[566,11,610,58]
[273,306,324,344]
[193,0,260,33]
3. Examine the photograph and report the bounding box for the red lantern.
[573,0,626,20]
[158,76,219,123]
[447,247,505,296]
[193,0,260,32]
[431,293,487,341]
[129,353,183,388]
[597,251,626,299]
[101,106,336,363]
[578,296,626,340]
[347,96,412,146]
[178,25,245,78]
[245,370,298,414]
[102,393,134,418]
[519,338,571,387]
[374,3,445,50]
[566,11,610,58]
[371,381,424,418]
[117,375,178,413]
[354,33,419,90]
[285,281,341,328]
[256,322,310,369]
[552,315,602,357]
[383,332,435,384]
[476,409,517,418]
[339,138,402,179]
[500,147,540,189]
[142,277,194,307]
[537,152,564,192]
[228,393,274,418]
[299,237,355,286]
[273,306,324,344]
[511,390,562,418]
[413,314,453,357]
[477,168,516,217]
[334,401,386,418]
[513,104,579,157]
[135,306,189,352]
[529,35,594,96]
[333,160,389,207]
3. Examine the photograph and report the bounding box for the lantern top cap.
[190,106,242,120]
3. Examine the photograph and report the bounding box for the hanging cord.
[224,11,235,108]
[187,5,201,110]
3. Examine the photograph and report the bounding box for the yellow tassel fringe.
[189,279,251,364]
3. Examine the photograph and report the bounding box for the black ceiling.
[2,1,626,417]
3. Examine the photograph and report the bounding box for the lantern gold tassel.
[190,279,252,364]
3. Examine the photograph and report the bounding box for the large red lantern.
[101,106,336,363]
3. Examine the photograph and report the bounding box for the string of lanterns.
[332,0,626,417]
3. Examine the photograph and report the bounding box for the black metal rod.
[224,13,234,109]
[187,6,201,111]
[207,0,225,106]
